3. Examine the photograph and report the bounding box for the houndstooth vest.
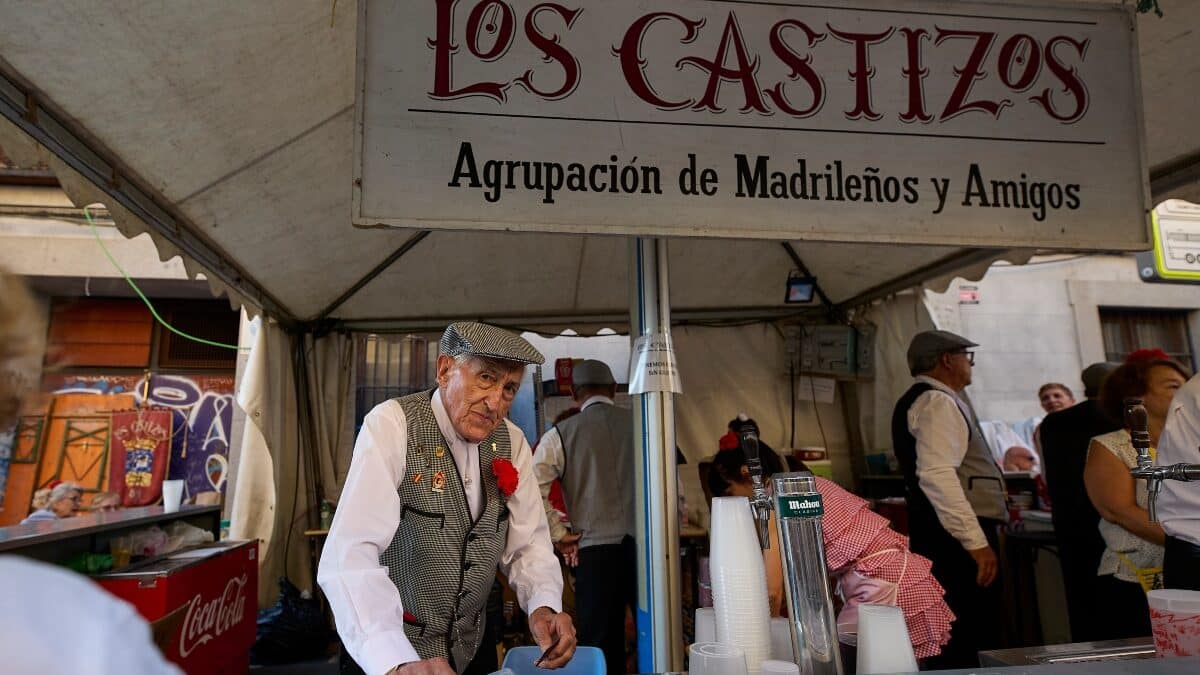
[379,391,512,672]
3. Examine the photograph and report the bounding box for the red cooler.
[96,540,258,674]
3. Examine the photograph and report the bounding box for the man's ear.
[435,354,454,386]
[739,466,751,481]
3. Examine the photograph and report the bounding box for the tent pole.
[629,237,684,673]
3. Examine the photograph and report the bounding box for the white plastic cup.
[690,642,748,675]
[1148,589,1200,657]
[769,617,794,661]
[162,479,185,513]
[710,497,772,675]
[760,660,800,675]
[855,604,917,675]
[695,607,716,644]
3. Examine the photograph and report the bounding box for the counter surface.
[926,655,1200,673]
[0,505,220,554]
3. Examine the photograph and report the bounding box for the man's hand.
[968,545,998,587]
[529,606,577,669]
[554,532,582,568]
[390,657,454,675]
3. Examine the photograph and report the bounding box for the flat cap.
[439,322,544,365]
[907,330,977,373]
[1081,361,1119,398]
[572,359,615,386]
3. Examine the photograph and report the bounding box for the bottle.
[319,500,333,530]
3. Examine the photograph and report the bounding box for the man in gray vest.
[320,322,576,675]
[534,360,636,675]
[890,330,1008,669]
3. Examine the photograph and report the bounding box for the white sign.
[796,375,836,404]
[628,333,682,395]
[355,0,1148,249]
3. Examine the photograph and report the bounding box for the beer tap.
[1127,397,1200,521]
[739,430,773,550]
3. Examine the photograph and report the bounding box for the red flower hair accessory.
[719,432,740,451]
[492,458,519,497]
[1126,348,1171,364]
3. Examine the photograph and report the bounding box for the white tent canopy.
[2,1,1193,327]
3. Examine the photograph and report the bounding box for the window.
[46,298,153,368]
[1100,308,1195,370]
[154,300,239,369]
[45,297,239,370]
[355,334,438,427]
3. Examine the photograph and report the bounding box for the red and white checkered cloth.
[814,477,954,659]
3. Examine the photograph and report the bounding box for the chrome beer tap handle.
[739,430,773,550]
[1130,462,1200,523]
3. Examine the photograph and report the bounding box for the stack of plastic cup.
[695,607,717,644]
[769,617,794,661]
[710,497,772,675]
[690,642,749,675]
[760,660,800,675]
[855,604,918,674]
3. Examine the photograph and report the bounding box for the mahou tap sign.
[353,0,1148,249]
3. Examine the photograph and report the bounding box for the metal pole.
[629,237,684,672]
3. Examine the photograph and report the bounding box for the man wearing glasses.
[320,322,576,675]
[891,330,1007,669]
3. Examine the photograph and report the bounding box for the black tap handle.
[739,430,762,473]
[1125,398,1151,449]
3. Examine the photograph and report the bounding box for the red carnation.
[492,458,519,497]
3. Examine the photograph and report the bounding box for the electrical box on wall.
[790,324,875,379]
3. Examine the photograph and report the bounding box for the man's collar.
[431,387,477,448]
[580,395,615,411]
[915,374,961,397]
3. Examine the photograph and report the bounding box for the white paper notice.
[796,376,836,404]
[628,333,682,395]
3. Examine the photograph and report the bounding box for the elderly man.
[20,482,82,523]
[320,323,575,675]
[891,331,1007,669]
[533,360,636,675]
[1039,362,1120,640]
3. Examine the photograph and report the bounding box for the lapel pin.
[432,470,446,493]
[436,446,446,458]
[413,472,422,484]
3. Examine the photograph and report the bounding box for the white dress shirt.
[532,395,613,542]
[318,391,563,675]
[1157,373,1200,546]
[0,556,183,675]
[907,376,988,551]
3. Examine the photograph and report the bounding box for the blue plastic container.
[500,645,606,675]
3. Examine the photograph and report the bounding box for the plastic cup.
[855,604,917,674]
[162,480,184,513]
[769,617,794,661]
[110,535,132,568]
[1148,589,1200,657]
[760,660,799,675]
[690,642,748,675]
[695,607,716,644]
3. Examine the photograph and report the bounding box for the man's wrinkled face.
[437,355,523,443]
[1039,386,1074,413]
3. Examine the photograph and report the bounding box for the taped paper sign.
[796,376,836,404]
[628,333,682,395]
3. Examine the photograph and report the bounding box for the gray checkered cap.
[439,322,545,366]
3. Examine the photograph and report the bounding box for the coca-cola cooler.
[96,540,258,674]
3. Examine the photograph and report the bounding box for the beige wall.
[925,255,1200,423]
